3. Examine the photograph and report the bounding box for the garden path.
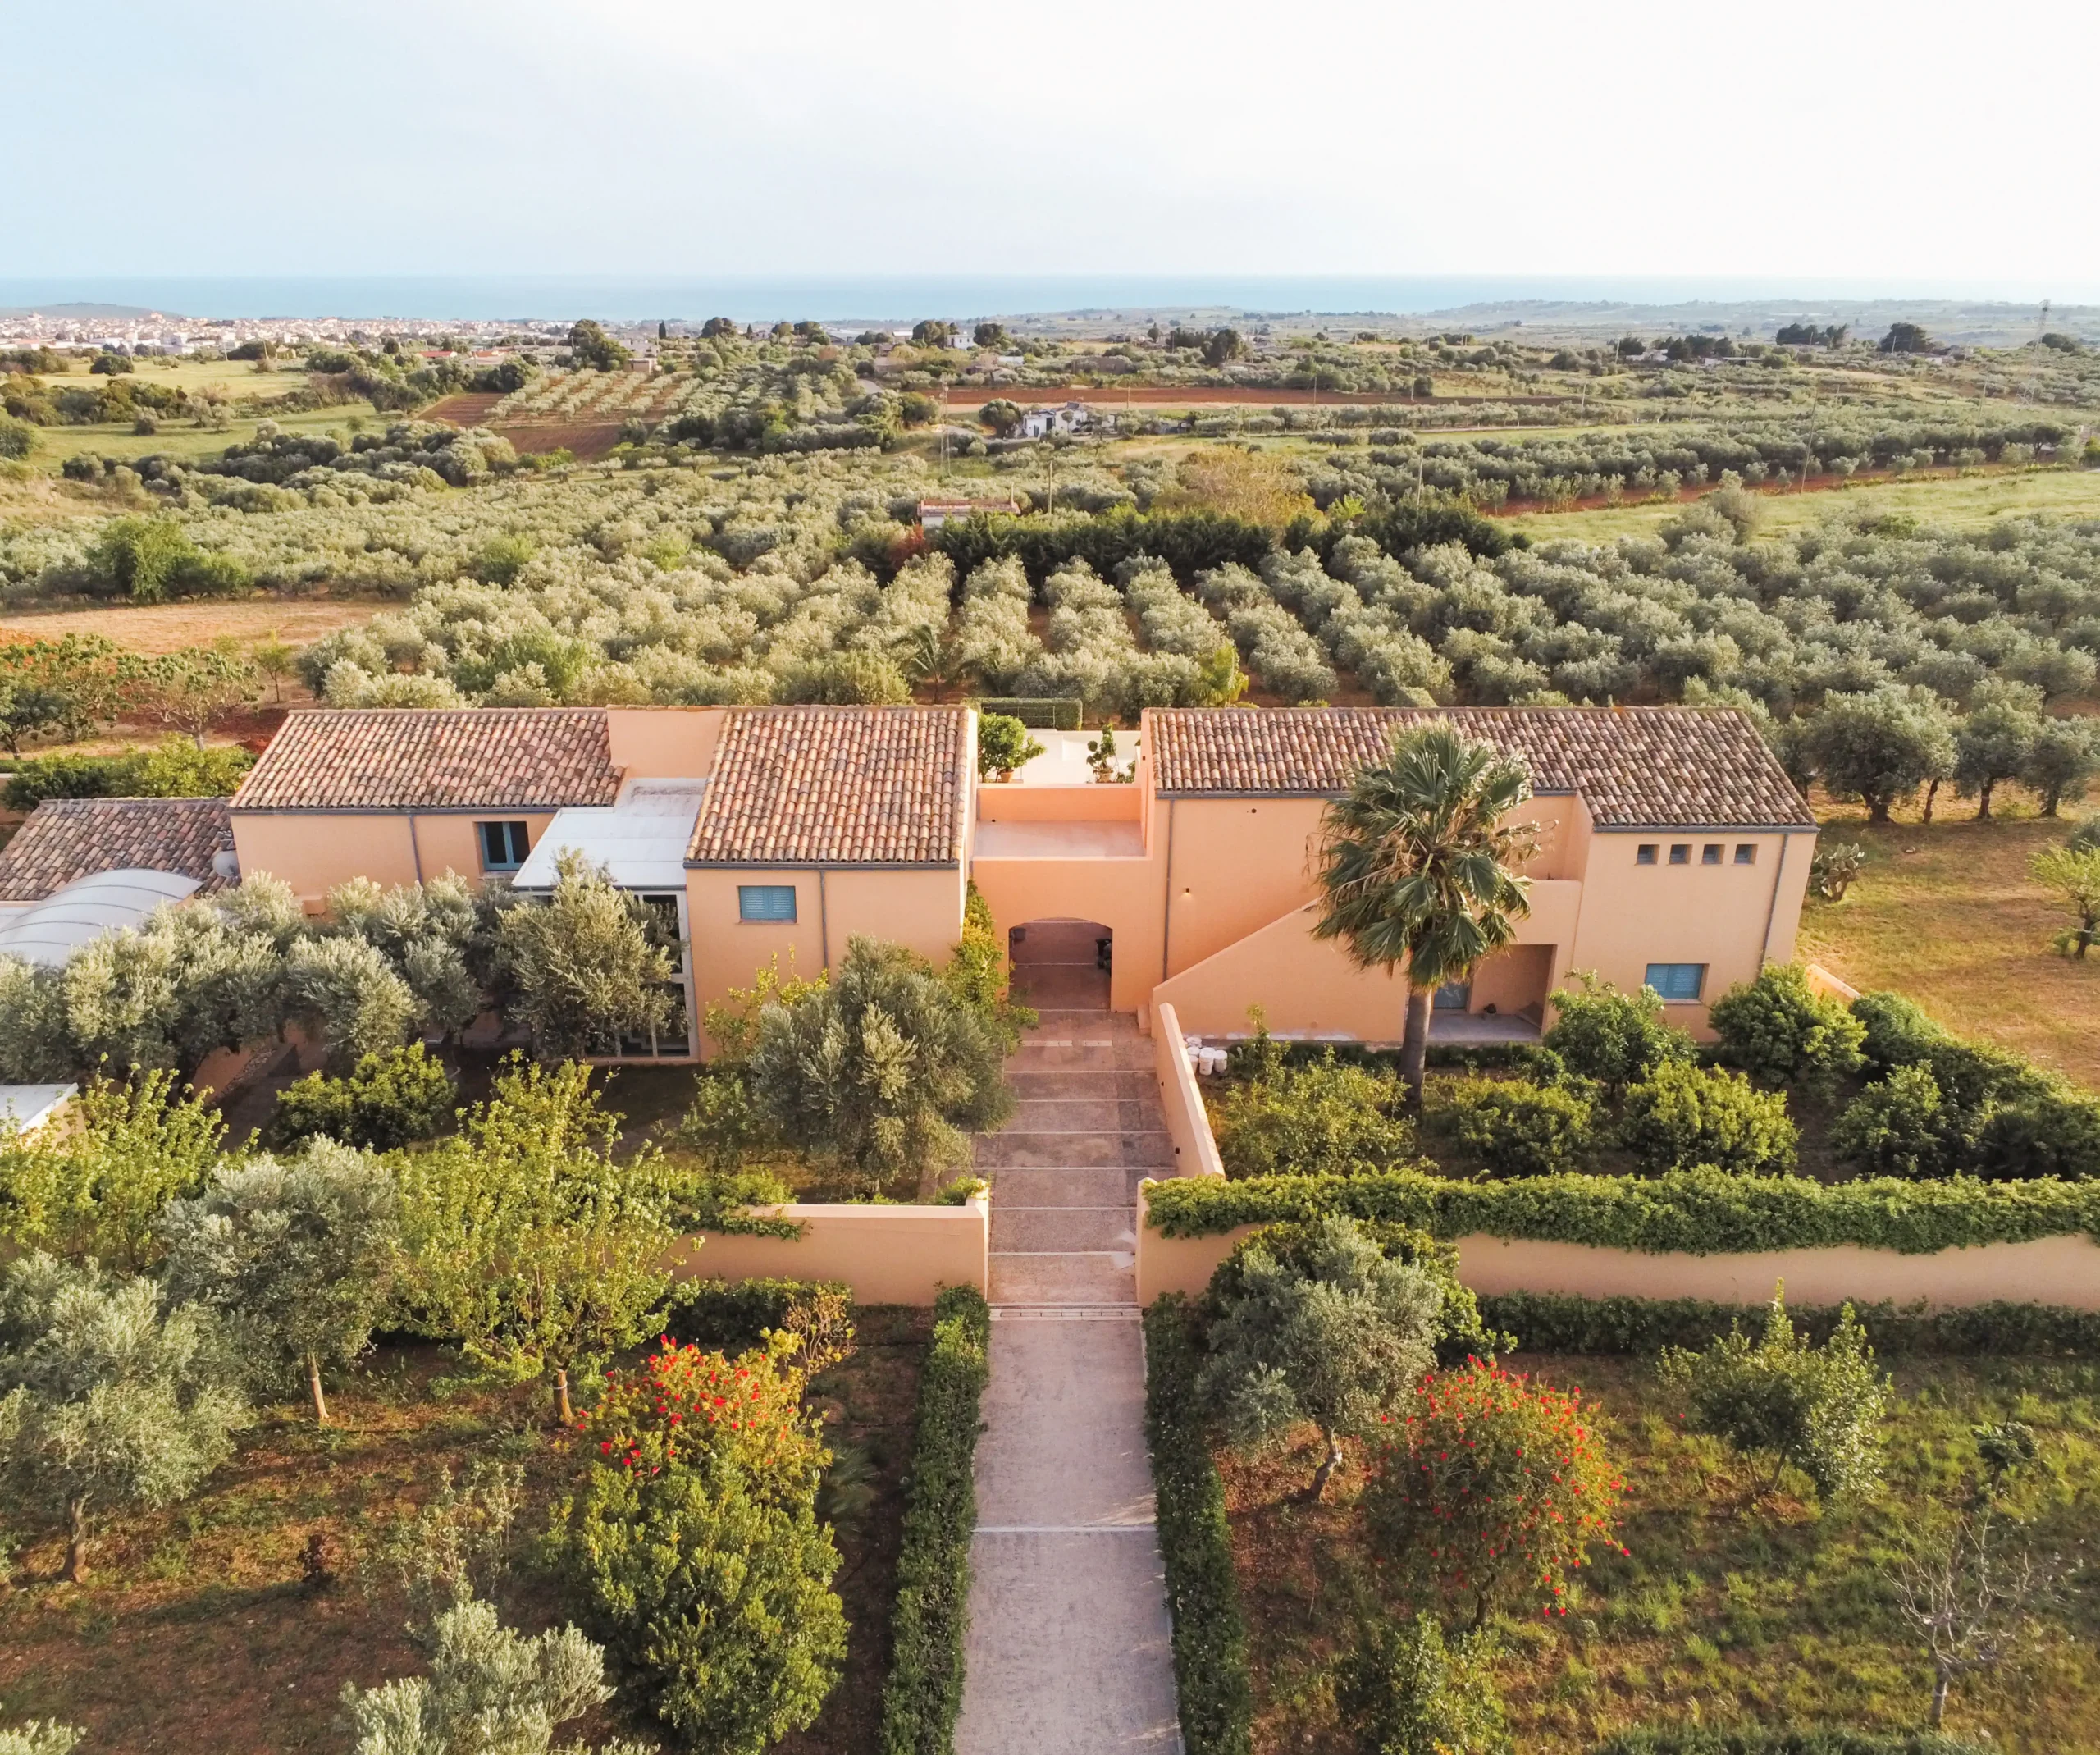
[956,923,1182,1755]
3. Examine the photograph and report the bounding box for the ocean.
[0,273,2083,326]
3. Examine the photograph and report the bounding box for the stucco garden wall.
[689,1191,989,1306]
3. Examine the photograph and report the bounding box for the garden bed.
[0,1312,932,1755]
[1213,1351,2100,1754]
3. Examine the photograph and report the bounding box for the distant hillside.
[0,301,177,320]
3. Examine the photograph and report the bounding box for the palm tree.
[1313,724,1537,1105]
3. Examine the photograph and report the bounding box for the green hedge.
[879,1284,991,1755]
[1143,1294,1253,1755]
[1482,1291,2100,1357]
[1591,1731,1988,1755]
[1142,1166,2100,1255]
[970,696,1083,730]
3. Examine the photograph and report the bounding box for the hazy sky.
[7,0,2096,288]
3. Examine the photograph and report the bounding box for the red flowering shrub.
[570,1328,827,1491]
[1363,1357,1627,1627]
[555,1332,846,1752]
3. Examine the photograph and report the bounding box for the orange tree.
[555,1331,846,1755]
[1363,1357,1626,1629]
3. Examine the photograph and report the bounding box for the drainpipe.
[1160,799,1176,984]
[1760,832,1792,963]
[408,815,425,884]
[819,866,831,971]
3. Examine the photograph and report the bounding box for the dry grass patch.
[1800,798,2100,1089]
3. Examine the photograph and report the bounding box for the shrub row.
[1481,1290,2100,1357]
[1143,1294,1253,1755]
[1590,1731,1989,1755]
[664,1276,851,1355]
[879,1284,992,1755]
[1141,1166,2100,1255]
[969,695,1084,729]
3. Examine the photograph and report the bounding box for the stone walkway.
[956,925,1182,1755]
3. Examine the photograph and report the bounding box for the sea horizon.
[0,272,2090,326]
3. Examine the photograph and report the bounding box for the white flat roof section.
[511,780,708,892]
[0,1084,78,1132]
[0,868,201,968]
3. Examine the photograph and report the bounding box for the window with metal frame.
[1644,962,1707,1002]
[1734,844,1757,865]
[478,820,530,871]
[1636,843,1658,865]
[738,884,797,923]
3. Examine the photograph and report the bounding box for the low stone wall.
[692,1191,989,1306]
[1153,1002,1225,1180]
[1133,1194,2100,1312]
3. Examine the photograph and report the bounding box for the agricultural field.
[1506,465,2100,544]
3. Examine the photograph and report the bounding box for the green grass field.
[18,400,372,476]
[1225,1353,2100,1755]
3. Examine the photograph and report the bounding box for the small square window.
[1644,962,1707,1002]
[1668,843,1691,865]
[738,884,797,923]
[1734,844,1757,866]
[478,820,529,871]
[1702,843,1723,865]
[1636,843,1658,866]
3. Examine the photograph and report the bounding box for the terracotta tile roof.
[0,797,235,903]
[688,707,969,866]
[232,709,619,812]
[1146,706,1814,830]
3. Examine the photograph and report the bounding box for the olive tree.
[159,1141,401,1424]
[1197,1215,1444,1501]
[746,936,1013,1197]
[283,935,421,1072]
[1801,687,1956,823]
[0,1252,249,1581]
[1953,681,2044,820]
[340,1593,655,1755]
[495,853,674,1059]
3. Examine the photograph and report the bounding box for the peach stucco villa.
[0,703,1818,1060]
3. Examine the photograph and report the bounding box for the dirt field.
[0,598,381,656]
[421,391,504,425]
[493,422,625,459]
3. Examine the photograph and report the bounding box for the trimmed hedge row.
[1482,1290,2100,1357]
[1142,1166,2100,1255]
[1591,1732,1988,1755]
[1143,1294,1253,1755]
[879,1284,992,1755]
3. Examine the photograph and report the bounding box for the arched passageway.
[1005,917,1111,1017]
